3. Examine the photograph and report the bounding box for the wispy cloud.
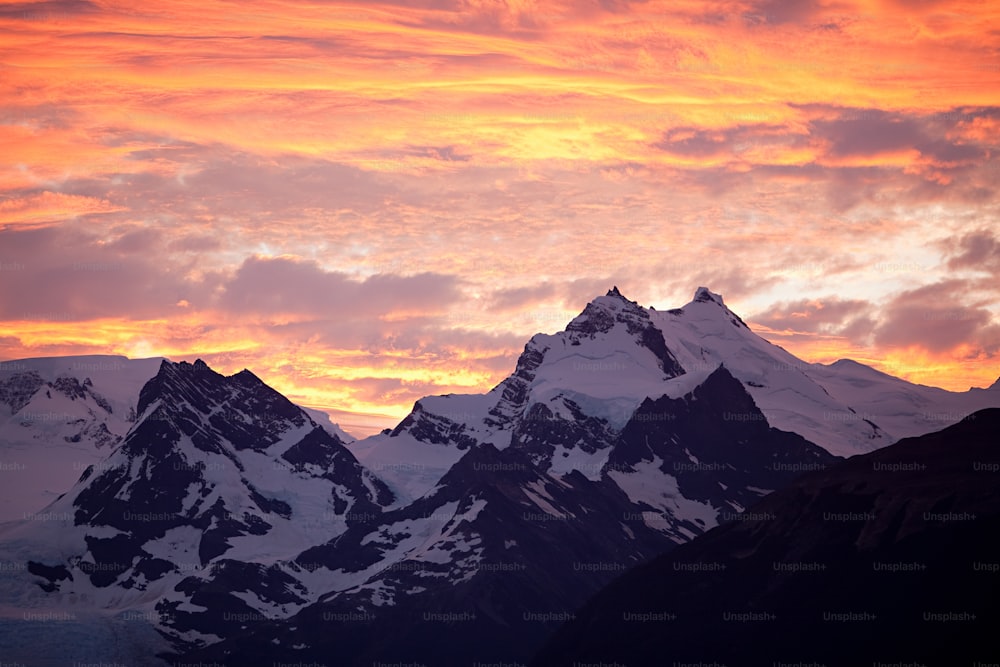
[2,0,999,427]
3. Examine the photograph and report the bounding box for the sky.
[1,0,999,436]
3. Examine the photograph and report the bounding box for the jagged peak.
[704,362,738,386]
[604,286,645,309]
[233,368,261,382]
[693,286,725,306]
[566,294,645,336]
[158,358,216,375]
[682,287,750,330]
[140,359,227,414]
[575,286,645,320]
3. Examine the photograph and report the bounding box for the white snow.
[607,456,718,532]
[301,406,358,443]
[352,431,472,506]
[805,359,1000,441]
[648,291,1000,456]
[522,485,570,519]
[547,443,610,481]
[0,356,163,520]
[0,356,398,647]
[0,355,363,520]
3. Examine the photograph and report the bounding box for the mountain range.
[533,408,1000,667]
[0,286,997,665]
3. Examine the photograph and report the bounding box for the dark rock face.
[391,400,480,450]
[565,288,685,378]
[485,341,549,429]
[510,399,618,471]
[27,561,73,592]
[0,371,45,414]
[27,359,393,644]
[137,360,306,454]
[608,365,839,522]
[179,443,674,667]
[51,376,89,401]
[173,369,842,667]
[533,409,1000,667]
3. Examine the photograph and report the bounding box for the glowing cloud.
[1,0,999,429]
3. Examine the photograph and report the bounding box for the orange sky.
[1,0,999,435]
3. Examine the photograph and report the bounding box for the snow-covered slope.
[354,287,687,499]
[301,406,358,443]
[0,359,393,650]
[650,287,1000,456]
[0,356,163,520]
[359,285,1000,497]
[0,355,358,520]
[648,288,890,456]
[805,358,1000,441]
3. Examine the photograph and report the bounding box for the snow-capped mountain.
[177,363,838,667]
[356,285,1000,501]
[0,359,392,652]
[650,287,1000,456]
[0,355,164,519]
[0,356,358,521]
[2,286,998,665]
[352,286,687,504]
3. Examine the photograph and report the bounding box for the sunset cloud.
[0,191,124,228]
[873,280,1000,356]
[1,0,998,431]
[945,229,1000,275]
[750,297,874,338]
